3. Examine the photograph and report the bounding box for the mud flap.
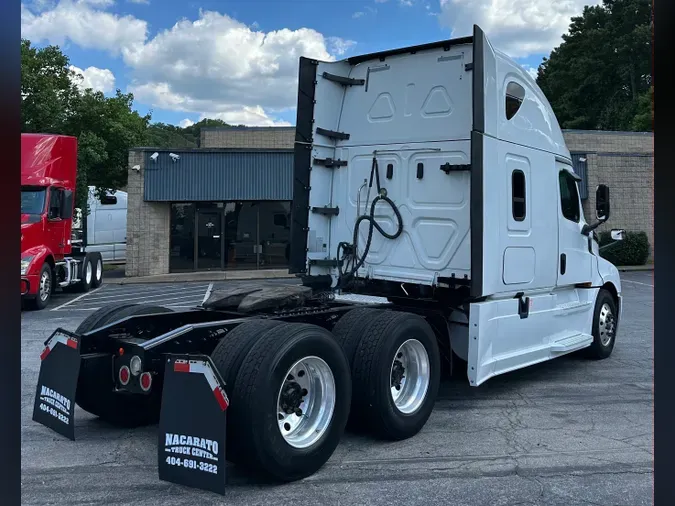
[32,329,81,441]
[158,354,228,495]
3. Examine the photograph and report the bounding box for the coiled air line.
[337,155,404,288]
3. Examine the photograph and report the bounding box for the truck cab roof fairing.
[21,134,78,188]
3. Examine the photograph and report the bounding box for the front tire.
[228,322,351,482]
[29,262,53,310]
[583,289,618,360]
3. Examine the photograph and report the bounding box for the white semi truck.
[32,26,624,491]
[72,186,128,264]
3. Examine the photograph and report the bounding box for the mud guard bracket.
[32,328,81,441]
[158,354,228,495]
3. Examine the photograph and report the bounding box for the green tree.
[145,118,232,148]
[65,89,150,208]
[537,0,652,131]
[21,39,151,210]
[21,39,79,133]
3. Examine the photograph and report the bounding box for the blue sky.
[21,0,598,127]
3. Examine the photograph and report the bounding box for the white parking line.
[78,287,209,304]
[622,279,654,287]
[94,283,209,295]
[77,292,208,308]
[50,288,103,311]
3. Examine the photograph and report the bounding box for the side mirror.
[596,184,610,221]
[610,229,625,241]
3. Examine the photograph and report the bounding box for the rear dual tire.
[213,321,351,482]
[334,308,441,441]
[74,253,103,292]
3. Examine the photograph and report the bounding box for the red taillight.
[140,372,152,392]
[119,366,130,386]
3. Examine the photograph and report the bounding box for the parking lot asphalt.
[21,271,654,505]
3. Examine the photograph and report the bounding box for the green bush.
[598,230,651,266]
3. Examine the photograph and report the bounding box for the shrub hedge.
[598,230,651,266]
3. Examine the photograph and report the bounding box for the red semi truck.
[21,133,104,309]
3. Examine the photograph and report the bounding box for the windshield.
[21,187,47,215]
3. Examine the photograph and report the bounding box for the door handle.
[560,253,567,275]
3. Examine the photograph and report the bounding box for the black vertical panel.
[571,153,589,200]
[289,57,318,274]
[470,25,485,298]
[472,24,485,135]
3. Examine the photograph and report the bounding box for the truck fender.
[22,245,55,276]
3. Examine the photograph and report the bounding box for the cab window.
[559,170,581,223]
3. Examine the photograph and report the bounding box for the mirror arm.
[581,216,608,236]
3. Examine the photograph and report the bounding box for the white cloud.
[127,0,149,4]
[202,107,292,127]
[400,0,414,6]
[327,37,357,56]
[21,0,147,56]
[523,64,538,80]
[353,11,365,18]
[124,10,337,122]
[69,64,116,93]
[438,0,602,58]
[375,0,389,3]
[179,118,194,128]
[21,4,352,127]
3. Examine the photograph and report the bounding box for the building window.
[559,170,581,223]
[505,81,525,120]
[169,203,196,272]
[511,170,526,221]
[169,201,292,272]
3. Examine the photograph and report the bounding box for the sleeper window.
[559,170,581,223]
[505,82,525,120]
[511,170,526,221]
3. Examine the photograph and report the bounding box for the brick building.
[125,127,653,278]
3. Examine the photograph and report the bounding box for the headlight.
[21,255,34,275]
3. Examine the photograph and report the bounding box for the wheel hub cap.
[39,271,51,301]
[276,356,336,449]
[598,303,616,346]
[390,339,430,415]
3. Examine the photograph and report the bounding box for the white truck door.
[556,163,593,286]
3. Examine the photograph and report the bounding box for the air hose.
[337,155,403,288]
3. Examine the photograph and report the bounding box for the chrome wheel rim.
[39,270,51,302]
[85,261,92,285]
[96,259,102,281]
[277,356,336,449]
[390,339,430,415]
[598,303,616,346]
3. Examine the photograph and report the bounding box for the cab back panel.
[293,41,474,285]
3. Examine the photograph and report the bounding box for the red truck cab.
[21,134,103,309]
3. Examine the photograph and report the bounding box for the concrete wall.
[201,127,295,149]
[563,130,654,258]
[125,149,171,277]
